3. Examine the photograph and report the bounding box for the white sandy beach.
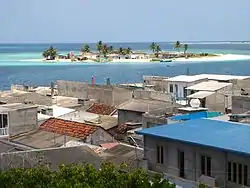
[20,54,250,63]
[173,54,250,62]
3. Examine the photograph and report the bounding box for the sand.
[20,54,250,64]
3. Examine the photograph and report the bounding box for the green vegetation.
[184,44,188,54]
[174,41,181,52]
[81,44,91,53]
[0,163,178,188]
[155,44,161,58]
[118,47,132,55]
[150,42,156,53]
[42,46,57,60]
[149,42,161,57]
[96,40,103,54]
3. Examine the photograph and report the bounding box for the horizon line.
[0,40,249,45]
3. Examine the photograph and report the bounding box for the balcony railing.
[0,127,9,136]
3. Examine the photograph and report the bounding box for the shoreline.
[19,54,250,63]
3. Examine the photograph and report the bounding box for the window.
[183,87,187,98]
[156,145,164,164]
[233,163,237,183]
[228,162,231,181]
[0,114,8,128]
[201,155,212,176]
[178,150,185,178]
[169,84,173,93]
[206,156,211,176]
[244,165,248,186]
[238,164,242,184]
[175,84,178,93]
[228,161,248,186]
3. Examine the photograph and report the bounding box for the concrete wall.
[0,146,102,171]
[205,93,226,113]
[232,96,250,114]
[133,90,172,102]
[118,110,143,125]
[113,87,133,105]
[86,128,114,145]
[57,80,133,106]
[231,78,250,95]
[57,80,88,99]
[144,136,250,188]
[143,76,168,92]
[142,113,168,128]
[8,107,38,136]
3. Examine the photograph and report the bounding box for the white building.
[166,75,207,100]
[186,81,233,112]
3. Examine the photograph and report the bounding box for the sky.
[0,0,250,43]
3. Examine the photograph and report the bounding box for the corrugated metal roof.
[136,119,250,155]
[186,81,232,91]
[187,91,215,99]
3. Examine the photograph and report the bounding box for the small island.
[21,41,250,63]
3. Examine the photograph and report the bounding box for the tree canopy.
[0,163,177,188]
[81,44,91,53]
[184,44,188,54]
[42,46,57,60]
[174,41,181,52]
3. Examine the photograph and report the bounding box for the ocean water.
[0,42,250,90]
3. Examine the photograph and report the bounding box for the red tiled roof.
[86,103,116,115]
[39,118,98,139]
[100,142,119,149]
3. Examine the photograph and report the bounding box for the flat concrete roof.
[186,81,232,91]
[58,111,118,130]
[167,75,206,82]
[0,91,52,106]
[118,99,170,113]
[187,91,215,99]
[198,74,250,81]
[0,103,37,111]
[11,130,79,149]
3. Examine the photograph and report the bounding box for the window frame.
[0,113,9,129]
[200,155,212,177]
[228,161,248,186]
[156,145,164,164]
[178,150,185,178]
[169,84,173,93]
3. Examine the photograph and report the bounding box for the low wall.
[133,90,172,102]
[57,80,133,106]
[0,146,102,171]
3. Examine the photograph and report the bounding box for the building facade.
[137,119,250,188]
[0,103,38,137]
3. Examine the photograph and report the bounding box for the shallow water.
[0,43,250,90]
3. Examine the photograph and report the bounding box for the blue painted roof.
[136,119,250,155]
[170,111,222,121]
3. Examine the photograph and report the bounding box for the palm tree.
[184,44,188,54]
[108,46,113,54]
[102,44,109,58]
[118,47,124,55]
[174,41,181,52]
[150,42,156,53]
[42,46,57,60]
[96,41,103,54]
[125,47,132,55]
[81,44,91,53]
[155,44,161,58]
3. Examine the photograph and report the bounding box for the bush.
[0,163,176,188]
